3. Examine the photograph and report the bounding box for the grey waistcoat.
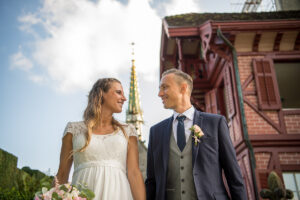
[166,132,197,200]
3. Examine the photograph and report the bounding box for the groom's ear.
[180,82,188,94]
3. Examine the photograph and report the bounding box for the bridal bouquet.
[34,177,95,200]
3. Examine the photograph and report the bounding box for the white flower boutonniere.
[190,125,204,146]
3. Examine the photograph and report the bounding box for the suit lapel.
[192,110,203,168]
[162,116,173,171]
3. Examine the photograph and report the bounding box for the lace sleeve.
[62,122,76,138]
[127,124,138,139]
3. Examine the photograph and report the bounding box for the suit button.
[181,156,183,159]
[181,166,184,170]
[181,179,184,182]
[182,190,185,194]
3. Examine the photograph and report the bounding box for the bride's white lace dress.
[63,121,137,200]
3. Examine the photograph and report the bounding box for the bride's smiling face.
[102,82,127,113]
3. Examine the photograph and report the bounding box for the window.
[283,172,300,200]
[274,62,300,108]
[253,59,281,110]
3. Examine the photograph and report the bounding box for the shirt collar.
[173,106,195,121]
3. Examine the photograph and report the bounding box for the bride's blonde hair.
[79,78,127,152]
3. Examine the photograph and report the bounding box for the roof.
[164,11,300,27]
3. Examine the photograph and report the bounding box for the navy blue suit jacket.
[145,110,247,200]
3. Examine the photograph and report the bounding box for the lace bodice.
[63,121,138,171]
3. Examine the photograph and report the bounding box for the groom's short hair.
[162,68,193,94]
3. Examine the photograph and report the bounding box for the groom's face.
[158,73,182,110]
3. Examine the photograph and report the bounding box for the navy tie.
[176,115,186,151]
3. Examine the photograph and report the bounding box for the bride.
[55,78,146,200]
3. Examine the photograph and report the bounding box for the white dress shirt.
[172,106,195,143]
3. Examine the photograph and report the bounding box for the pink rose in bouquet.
[35,177,94,200]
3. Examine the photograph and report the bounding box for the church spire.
[126,42,144,140]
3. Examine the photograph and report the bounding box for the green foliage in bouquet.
[260,171,294,200]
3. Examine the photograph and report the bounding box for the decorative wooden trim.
[273,32,283,51]
[278,109,287,134]
[294,32,300,51]
[165,20,300,38]
[162,19,171,38]
[270,53,300,61]
[211,20,300,33]
[238,150,256,200]
[242,74,254,90]
[228,34,236,46]
[207,55,221,80]
[281,165,300,171]
[254,146,300,152]
[180,55,201,59]
[160,26,167,78]
[205,88,218,114]
[237,51,300,57]
[224,64,236,118]
[172,39,178,67]
[214,63,225,88]
[235,140,248,155]
[229,61,246,150]
[163,55,175,62]
[193,81,212,90]
[185,59,209,92]
[199,23,213,62]
[282,109,300,115]
[271,151,280,169]
[243,97,282,133]
[176,38,185,71]
[243,91,256,96]
[253,33,261,52]
[250,134,300,147]
[210,44,231,61]
[210,58,226,87]
[191,96,204,111]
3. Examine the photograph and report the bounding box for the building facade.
[159,11,300,199]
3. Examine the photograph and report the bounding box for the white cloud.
[10,51,33,71]
[17,0,163,93]
[18,13,42,38]
[161,0,202,16]
[15,0,201,141]
[17,0,201,93]
[29,74,45,83]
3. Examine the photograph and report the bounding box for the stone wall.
[138,141,147,179]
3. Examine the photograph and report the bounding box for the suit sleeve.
[218,116,248,200]
[145,127,156,200]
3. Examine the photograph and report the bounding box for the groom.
[145,69,247,200]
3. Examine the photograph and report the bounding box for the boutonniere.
[190,125,204,146]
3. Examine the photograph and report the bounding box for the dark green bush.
[0,149,53,199]
[0,187,33,200]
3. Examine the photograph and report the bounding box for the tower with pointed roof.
[126,43,147,179]
[126,42,144,141]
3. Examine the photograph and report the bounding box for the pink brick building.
[159,11,300,199]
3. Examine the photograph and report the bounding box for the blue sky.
[0,0,236,176]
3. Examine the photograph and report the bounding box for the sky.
[0,0,237,176]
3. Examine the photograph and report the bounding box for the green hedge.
[0,149,18,189]
[0,149,53,199]
[0,187,32,200]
